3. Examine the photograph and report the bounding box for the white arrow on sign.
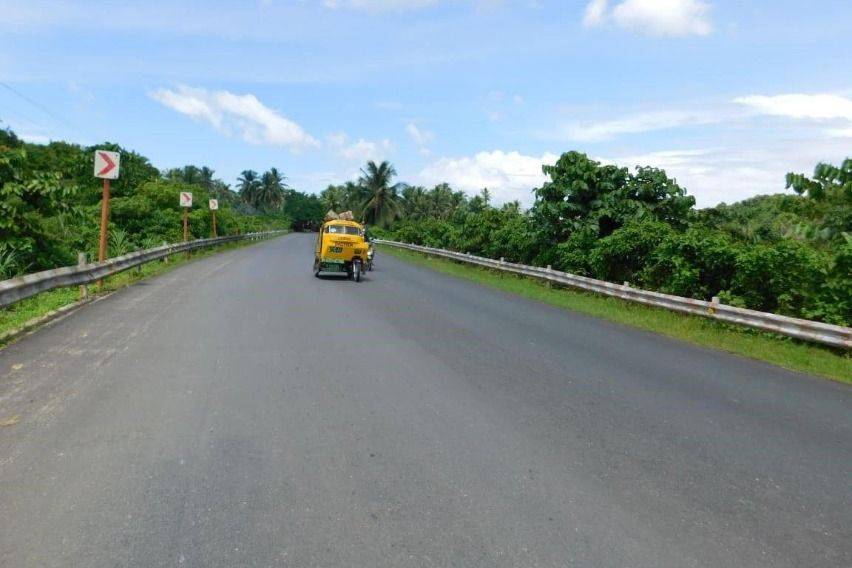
[93,150,120,179]
[209,199,219,210]
[180,192,193,207]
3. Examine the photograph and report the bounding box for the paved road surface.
[0,234,849,567]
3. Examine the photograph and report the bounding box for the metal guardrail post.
[78,253,88,301]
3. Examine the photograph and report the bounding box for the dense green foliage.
[0,128,289,278]
[370,153,850,326]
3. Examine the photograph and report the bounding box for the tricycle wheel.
[353,259,362,282]
[313,260,321,277]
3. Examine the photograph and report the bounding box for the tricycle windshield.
[326,225,362,235]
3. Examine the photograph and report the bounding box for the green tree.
[0,143,81,271]
[257,168,287,212]
[320,184,347,213]
[786,158,852,201]
[237,170,261,209]
[401,185,429,219]
[531,151,694,252]
[358,161,403,227]
[282,190,324,230]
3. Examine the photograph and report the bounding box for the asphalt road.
[0,233,849,567]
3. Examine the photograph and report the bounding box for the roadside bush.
[641,228,738,299]
[490,213,537,263]
[808,241,852,326]
[720,241,828,318]
[393,219,457,249]
[453,209,513,257]
[589,220,673,284]
[553,226,597,276]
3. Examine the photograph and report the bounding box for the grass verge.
[380,245,851,384]
[0,237,281,346]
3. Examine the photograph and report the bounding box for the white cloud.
[735,93,852,138]
[552,110,718,142]
[417,139,848,210]
[327,131,393,162]
[583,0,608,26]
[583,0,713,37]
[547,92,852,144]
[418,150,558,206]
[608,137,850,207]
[322,0,438,11]
[734,93,852,121]
[406,122,434,156]
[150,85,318,151]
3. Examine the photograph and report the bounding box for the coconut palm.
[428,183,459,220]
[237,170,261,208]
[199,166,215,192]
[320,184,347,213]
[358,161,403,227]
[257,168,287,212]
[402,185,430,220]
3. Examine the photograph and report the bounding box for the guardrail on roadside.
[376,239,852,350]
[0,231,286,308]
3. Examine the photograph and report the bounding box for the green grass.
[380,245,852,384]
[0,238,279,345]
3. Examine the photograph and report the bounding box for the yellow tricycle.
[313,219,369,282]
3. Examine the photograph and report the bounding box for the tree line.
[322,154,850,327]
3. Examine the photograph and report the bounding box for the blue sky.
[1,0,850,207]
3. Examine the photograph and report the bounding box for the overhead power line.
[0,81,75,130]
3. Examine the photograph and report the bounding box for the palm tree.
[237,170,261,208]
[320,185,347,213]
[402,185,429,220]
[429,183,456,220]
[180,165,201,185]
[358,161,402,227]
[343,181,367,216]
[257,168,287,212]
[199,166,215,191]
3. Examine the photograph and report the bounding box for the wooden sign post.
[93,150,120,289]
[209,199,219,238]
[180,192,193,242]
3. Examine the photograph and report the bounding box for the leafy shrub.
[641,227,738,299]
[553,226,597,275]
[809,241,852,326]
[720,241,828,318]
[589,220,673,284]
[109,227,135,257]
[393,219,457,249]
